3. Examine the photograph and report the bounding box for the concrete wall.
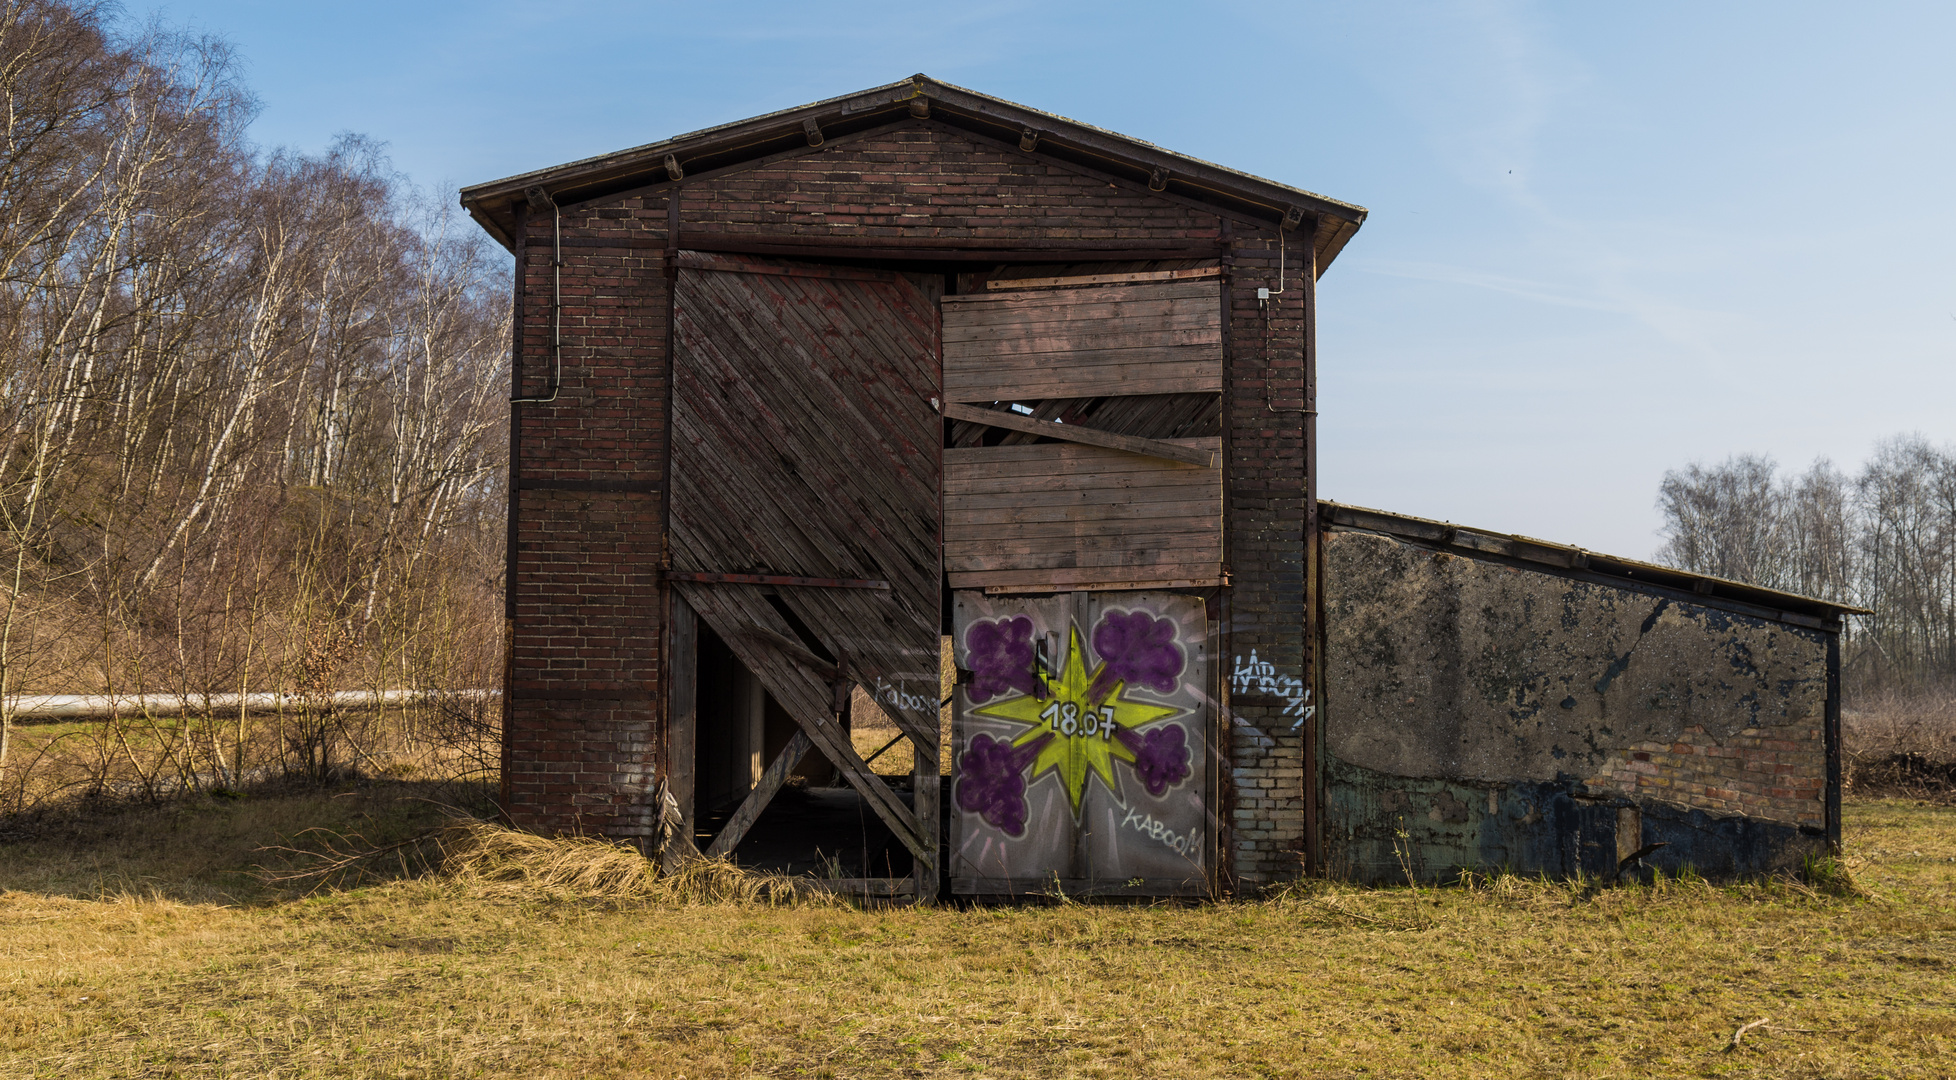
[1321,529,1832,882]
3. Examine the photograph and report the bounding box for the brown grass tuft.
[434,819,827,906]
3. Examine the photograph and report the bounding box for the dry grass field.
[1,783,1951,1079]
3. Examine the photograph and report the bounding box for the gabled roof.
[459,74,1367,270]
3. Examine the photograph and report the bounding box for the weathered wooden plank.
[942,465,1204,495]
[943,310,1220,344]
[940,402,1216,467]
[971,576,1224,594]
[945,525,1220,551]
[945,515,1222,541]
[949,339,1220,368]
[947,471,1217,496]
[943,362,1224,396]
[703,730,812,860]
[983,266,1222,290]
[947,437,1218,471]
[947,472,1207,500]
[944,368,1222,402]
[947,477,1216,502]
[946,544,1219,573]
[946,293,1217,323]
[666,597,699,868]
[943,313,1217,343]
[942,280,1220,307]
[912,746,938,903]
[946,498,1220,525]
[944,292,1221,318]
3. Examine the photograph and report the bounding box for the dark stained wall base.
[1325,757,1827,883]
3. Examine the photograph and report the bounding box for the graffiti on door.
[949,591,1210,892]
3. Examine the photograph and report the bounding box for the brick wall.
[1219,233,1311,889]
[1583,726,1827,828]
[506,119,1314,886]
[506,196,670,842]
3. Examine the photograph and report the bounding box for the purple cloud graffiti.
[955,732,1052,836]
[1090,609,1184,701]
[1118,723,1193,796]
[963,616,1040,703]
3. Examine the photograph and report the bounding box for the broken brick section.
[1585,728,1826,829]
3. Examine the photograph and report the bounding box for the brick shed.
[459,75,1857,898]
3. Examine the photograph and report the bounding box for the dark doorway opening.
[691,622,912,878]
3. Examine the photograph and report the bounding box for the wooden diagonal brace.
[940,401,1218,468]
[792,708,930,860]
[739,627,839,680]
[704,730,811,860]
[678,586,933,864]
[744,628,937,751]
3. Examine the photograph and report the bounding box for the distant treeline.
[0,0,508,800]
[1656,437,1956,694]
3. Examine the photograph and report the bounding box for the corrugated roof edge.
[1321,501,1870,630]
[458,74,1367,264]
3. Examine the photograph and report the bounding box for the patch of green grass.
[1,796,1952,1077]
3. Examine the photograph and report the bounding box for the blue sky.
[146,1,1956,558]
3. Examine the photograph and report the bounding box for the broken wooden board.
[940,401,1216,467]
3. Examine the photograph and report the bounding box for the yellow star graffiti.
[970,625,1181,814]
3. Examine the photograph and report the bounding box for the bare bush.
[0,1,507,815]
[1841,691,1956,800]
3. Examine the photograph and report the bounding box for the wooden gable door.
[667,251,942,891]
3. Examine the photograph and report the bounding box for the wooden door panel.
[949,590,1213,895]
[671,254,944,740]
[669,253,943,875]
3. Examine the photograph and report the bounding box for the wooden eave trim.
[1314,218,1362,281]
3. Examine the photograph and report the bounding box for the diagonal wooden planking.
[671,267,942,738]
[670,255,943,864]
